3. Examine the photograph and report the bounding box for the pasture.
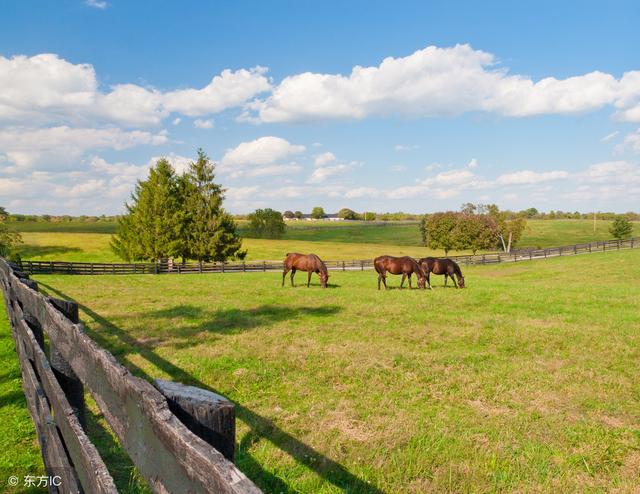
[25,248,640,493]
[13,219,640,263]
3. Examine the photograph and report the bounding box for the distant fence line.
[0,257,263,493]
[19,237,640,276]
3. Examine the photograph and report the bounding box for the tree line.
[111,149,245,263]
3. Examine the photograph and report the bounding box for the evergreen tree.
[609,215,633,239]
[111,159,182,261]
[182,149,245,262]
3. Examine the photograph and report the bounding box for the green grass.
[0,298,45,493]
[6,221,117,234]
[26,249,640,493]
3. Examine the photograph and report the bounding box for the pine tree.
[182,149,245,263]
[111,159,182,261]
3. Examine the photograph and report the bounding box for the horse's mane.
[309,253,328,271]
[451,260,463,277]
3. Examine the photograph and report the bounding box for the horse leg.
[282,267,289,287]
[444,274,448,287]
[307,271,312,287]
[290,268,296,287]
[400,273,406,288]
[426,271,432,290]
[377,273,382,290]
[452,273,459,288]
[408,273,412,288]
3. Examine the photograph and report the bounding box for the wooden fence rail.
[19,237,640,276]
[0,258,263,494]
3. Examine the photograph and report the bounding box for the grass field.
[12,219,639,264]
[23,248,640,493]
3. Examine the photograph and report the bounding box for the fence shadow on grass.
[37,282,384,494]
[18,245,82,258]
[146,304,341,343]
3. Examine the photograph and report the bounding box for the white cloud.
[617,129,640,154]
[308,164,352,183]
[420,169,477,186]
[172,117,182,125]
[467,158,478,169]
[0,126,167,169]
[0,54,270,127]
[85,0,108,8]
[495,170,569,185]
[246,44,640,123]
[163,67,271,117]
[221,136,305,167]
[314,152,336,166]
[193,118,214,129]
[581,160,640,183]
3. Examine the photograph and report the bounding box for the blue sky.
[1,0,639,214]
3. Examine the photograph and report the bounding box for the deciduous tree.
[247,208,287,238]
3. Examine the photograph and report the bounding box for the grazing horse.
[418,257,465,288]
[374,255,427,290]
[282,253,329,288]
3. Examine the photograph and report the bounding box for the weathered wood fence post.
[154,379,236,461]
[48,297,86,428]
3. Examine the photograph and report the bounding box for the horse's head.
[457,276,465,288]
[320,270,329,288]
[417,273,427,289]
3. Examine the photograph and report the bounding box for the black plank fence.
[0,257,263,494]
[19,236,640,276]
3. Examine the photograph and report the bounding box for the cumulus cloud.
[0,126,167,169]
[222,136,304,167]
[245,44,640,123]
[163,67,271,117]
[0,54,270,127]
[314,152,336,166]
[495,170,569,185]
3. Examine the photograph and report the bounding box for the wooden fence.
[0,257,263,494]
[19,237,640,276]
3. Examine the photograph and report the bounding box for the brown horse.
[282,253,329,288]
[374,255,427,290]
[418,257,465,288]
